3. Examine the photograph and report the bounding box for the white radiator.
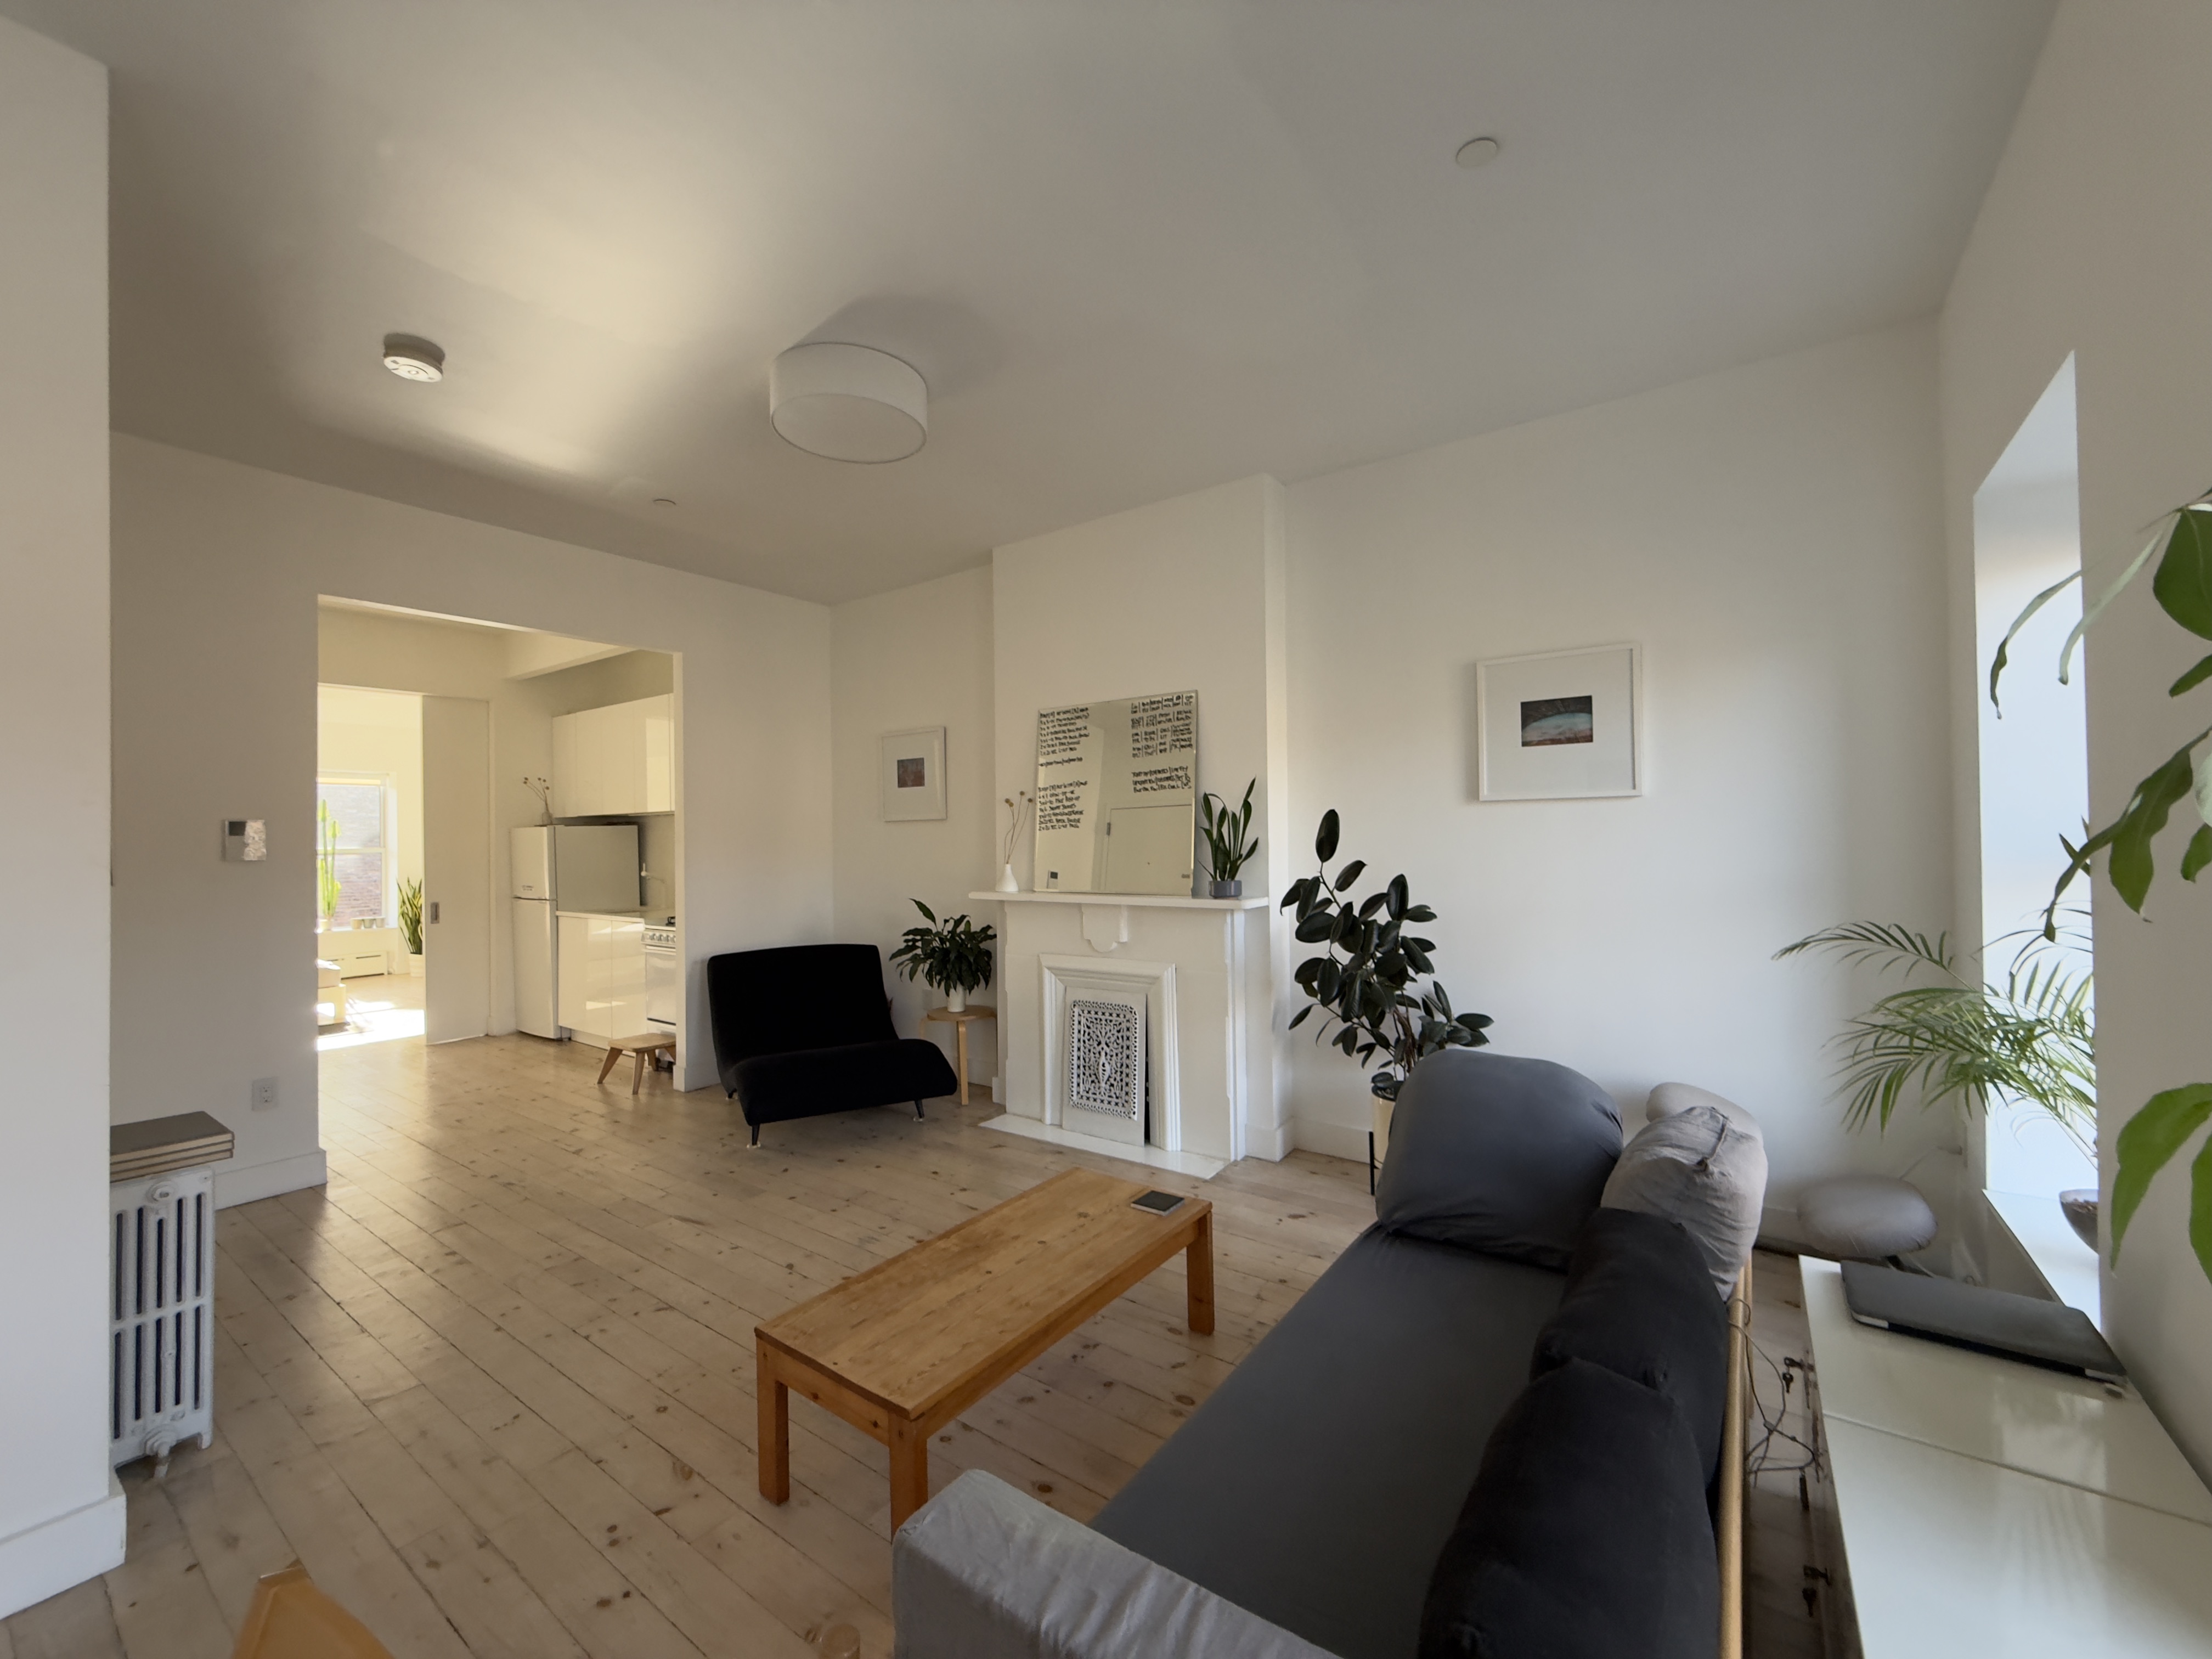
[110,1166,216,1471]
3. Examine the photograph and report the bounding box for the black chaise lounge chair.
[706,944,958,1146]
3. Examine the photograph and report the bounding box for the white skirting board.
[1289,1115,1370,1165]
[977,1114,1227,1180]
[214,1148,329,1209]
[0,1470,125,1621]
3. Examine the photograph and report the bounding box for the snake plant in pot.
[888,900,997,1013]
[1200,780,1260,898]
[1280,809,1493,1102]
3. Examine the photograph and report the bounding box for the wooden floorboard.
[12,1025,1824,1657]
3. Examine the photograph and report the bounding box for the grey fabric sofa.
[894,1227,1568,1659]
[893,1057,1759,1659]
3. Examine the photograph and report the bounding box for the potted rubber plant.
[888,900,997,1012]
[1200,780,1260,898]
[1282,810,1493,1183]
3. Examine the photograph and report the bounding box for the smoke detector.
[382,334,445,382]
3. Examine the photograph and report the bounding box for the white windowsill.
[1986,1187,2101,1326]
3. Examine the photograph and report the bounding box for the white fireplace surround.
[970,889,1282,1179]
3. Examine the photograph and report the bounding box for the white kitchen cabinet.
[642,695,674,813]
[557,912,646,1046]
[557,914,591,1030]
[551,695,674,818]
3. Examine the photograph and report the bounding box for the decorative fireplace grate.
[1067,996,1143,1120]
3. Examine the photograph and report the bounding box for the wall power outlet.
[251,1076,278,1111]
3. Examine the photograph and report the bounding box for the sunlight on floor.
[317,972,425,1051]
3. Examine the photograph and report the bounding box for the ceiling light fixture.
[381,334,445,382]
[1454,136,1502,170]
[769,342,926,463]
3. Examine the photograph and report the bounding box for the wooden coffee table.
[754,1167,1214,1529]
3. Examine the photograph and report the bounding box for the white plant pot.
[408,952,425,977]
[946,986,967,1013]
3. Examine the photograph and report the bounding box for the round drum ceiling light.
[381,334,445,382]
[770,342,927,463]
[1454,136,1502,170]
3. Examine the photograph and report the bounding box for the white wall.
[112,437,832,1206]
[831,568,998,1081]
[1937,0,2212,1473]
[0,15,122,1617]
[1284,325,1955,1218]
[990,477,1293,1154]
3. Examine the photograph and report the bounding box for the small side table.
[923,1005,995,1105]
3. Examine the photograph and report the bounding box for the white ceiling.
[8,1,2054,604]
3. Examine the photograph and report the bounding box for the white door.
[422,696,492,1043]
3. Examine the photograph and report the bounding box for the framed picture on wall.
[881,726,947,821]
[1475,644,1641,800]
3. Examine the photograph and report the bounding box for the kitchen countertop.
[554,909,677,925]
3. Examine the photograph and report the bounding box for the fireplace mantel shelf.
[967,890,1269,910]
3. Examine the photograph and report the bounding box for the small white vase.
[946,986,967,1013]
[995,864,1020,893]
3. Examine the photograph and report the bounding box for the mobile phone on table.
[1131,1190,1186,1215]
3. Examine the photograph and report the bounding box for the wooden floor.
[9,1026,1834,1658]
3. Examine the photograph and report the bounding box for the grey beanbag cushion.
[1376,1051,1623,1271]
[1796,1175,1937,1259]
[1601,1103,1767,1296]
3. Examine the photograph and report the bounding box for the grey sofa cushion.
[1645,1080,1758,1129]
[1093,1226,1566,1659]
[1600,1102,1767,1295]
[895,1470,1334,1659]
[1531,1207,1730,1481]
[1418,1359,1719,1659]
[1375,1049,1623,1271]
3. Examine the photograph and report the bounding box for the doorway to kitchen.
[313,596,682,1077]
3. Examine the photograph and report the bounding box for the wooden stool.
[922,1005,995,1105]
[597,1031,675,1094]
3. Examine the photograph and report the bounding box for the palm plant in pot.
[1775,921,2098,1241]
[1200,780,1260,899]
[888,900,997,1012]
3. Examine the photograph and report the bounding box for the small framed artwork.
[881,726,947,821]
[1475,644,1641,800]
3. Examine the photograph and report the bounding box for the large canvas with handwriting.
[1032,692,1198,895]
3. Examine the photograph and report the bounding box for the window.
[1972,357,2095,1205]
[317,774,393,928]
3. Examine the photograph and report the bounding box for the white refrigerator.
[512,825,639,1038]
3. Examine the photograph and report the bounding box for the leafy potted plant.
[888,900,997,1012]
[1988,489,2212,1280]
[1282,807,1493,1109]
[1200,780,1260,899]
[1775,922,2097,1237]
[398,878,425,975]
